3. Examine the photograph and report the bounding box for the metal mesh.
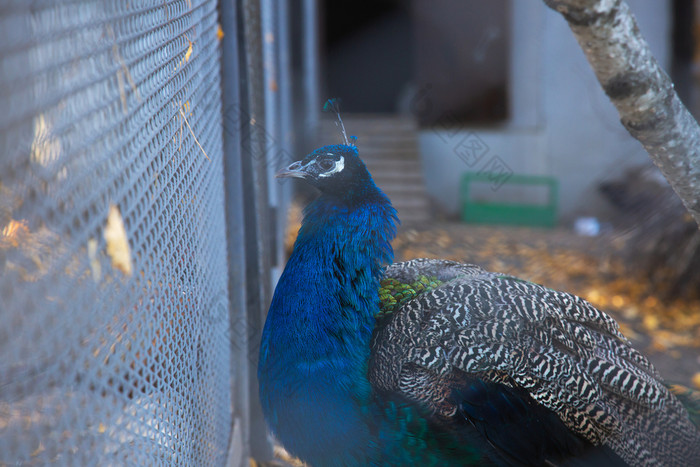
[0,1,232,464]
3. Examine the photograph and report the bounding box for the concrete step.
[364,160,423,172]
[369,172,425,184]
[360,148,422,159]
[385,198,431,212]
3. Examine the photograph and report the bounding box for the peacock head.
[276,144,377,201]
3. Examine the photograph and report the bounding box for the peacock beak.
[276,160,308,179]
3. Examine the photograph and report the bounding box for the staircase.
[317,115,431,224]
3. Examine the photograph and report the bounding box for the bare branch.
[544,0,700,227]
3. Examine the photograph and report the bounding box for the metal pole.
[302,0,320,141]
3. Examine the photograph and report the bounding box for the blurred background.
[1,0,699,465]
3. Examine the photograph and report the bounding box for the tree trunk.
[543,0,700,227]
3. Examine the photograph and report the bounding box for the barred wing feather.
[369,259,700,466]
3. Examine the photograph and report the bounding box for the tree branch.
[543,0,700,227]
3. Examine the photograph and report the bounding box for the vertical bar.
[260,0,285,288]
[222,1,298,464]
[263,0,294,286]
[219,2,251,466]
[275,0,294,280]
[261,0,280,206]
[302,0,320,141]
[238,0,275,462]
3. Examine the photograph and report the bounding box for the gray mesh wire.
[0,1,232,464]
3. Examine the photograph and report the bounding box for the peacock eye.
[318,159,335,171]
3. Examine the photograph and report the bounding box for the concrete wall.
[418,0,671,222]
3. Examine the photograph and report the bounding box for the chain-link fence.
[0,1,236,464]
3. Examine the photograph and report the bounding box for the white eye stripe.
[318,156,345,177]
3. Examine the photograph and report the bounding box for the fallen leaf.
[643,314,659,331]
[104,205,132,276]
[611,295,625,308]
[693,372,700,390]
[273,444,307,466]
[184,39,193,63]
[1,219,29,247]
[585,288,599,302]
[31,441,44,457]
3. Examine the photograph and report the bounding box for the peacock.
[257,136,700,465]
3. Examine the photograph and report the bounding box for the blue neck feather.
[258,181,398,465]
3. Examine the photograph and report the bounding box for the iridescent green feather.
[667,383,700,427]
[376,400,487,466]
[378,275,443,318]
